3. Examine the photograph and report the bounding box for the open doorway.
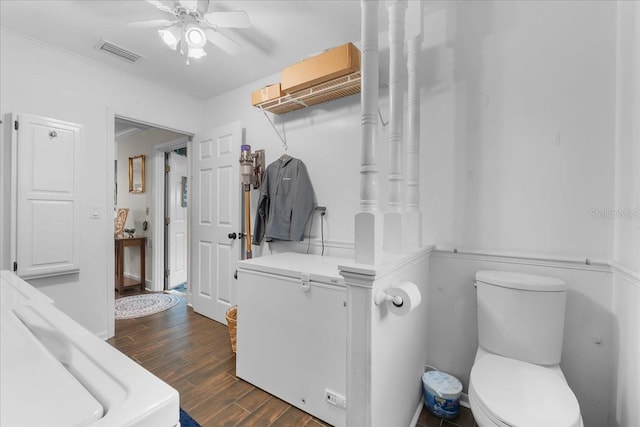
[114,117,191,295]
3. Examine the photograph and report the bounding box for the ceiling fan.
[127,0,250,63]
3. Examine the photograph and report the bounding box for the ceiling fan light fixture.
[187,46,207,59]
[185,25,206,48]
[158,26,181,50]
[179,0,199,12]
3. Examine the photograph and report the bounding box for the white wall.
[204,1,617,263]
[422,1,616,260]
[610,2,640,426]
[0,30,203,338]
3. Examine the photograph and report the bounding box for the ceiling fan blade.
[204,29,241,55]
[145,0,175,14]
[126,19,178,28]
[204,11,250,28]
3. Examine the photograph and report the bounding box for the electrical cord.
[306,212,314,254]
[307,208,326,255]
[320,212,325,256]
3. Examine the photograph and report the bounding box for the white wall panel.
[0,30,202,337]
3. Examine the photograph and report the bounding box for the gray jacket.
[253,156,315,244]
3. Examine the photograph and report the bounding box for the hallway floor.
[108,292,475,427]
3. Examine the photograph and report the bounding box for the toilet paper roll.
[387,281,422,316]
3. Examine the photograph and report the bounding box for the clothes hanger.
[279,143,291,162]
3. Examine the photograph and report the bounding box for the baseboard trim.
[459,392,470,408]
[409,399,423,427]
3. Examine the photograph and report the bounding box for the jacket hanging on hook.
[253,156,315,244]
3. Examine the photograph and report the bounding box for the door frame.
[107,111,193,338]
[151,138,190,294]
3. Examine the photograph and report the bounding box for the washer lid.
[471,354,581,427]
[475,270,566,291]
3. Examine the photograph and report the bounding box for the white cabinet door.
[13,114,82,278]
[191,121,241,324]
[167,152,188,289]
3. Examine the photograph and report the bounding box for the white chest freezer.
[236,253,347,427]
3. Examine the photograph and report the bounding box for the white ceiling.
[0,0,372,100]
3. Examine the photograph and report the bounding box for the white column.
[384,0,407,253]
[355,0,383,265]
[404,34,423,250]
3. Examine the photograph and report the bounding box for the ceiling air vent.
[97,39,143,63]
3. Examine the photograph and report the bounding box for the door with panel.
[191,121,242,324]
[12,113,82,279]
[167,151,188,289]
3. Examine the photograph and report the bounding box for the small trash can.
[422,370,462,419]
[226,306,237,353]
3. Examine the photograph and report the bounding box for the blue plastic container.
[422,370,462,419]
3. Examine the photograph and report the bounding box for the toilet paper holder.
[374,289,404,307]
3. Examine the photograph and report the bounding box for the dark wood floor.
[108,291,475,427]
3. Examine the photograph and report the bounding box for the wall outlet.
[325,389,346,408]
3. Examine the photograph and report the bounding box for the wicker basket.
[226,305,238,353]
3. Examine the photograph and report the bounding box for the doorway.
[114,117,191,294]
[165,147,188,293]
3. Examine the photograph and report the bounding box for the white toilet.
[469,271,583,427]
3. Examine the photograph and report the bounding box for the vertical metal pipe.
[244,186,252,259]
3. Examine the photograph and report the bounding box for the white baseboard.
[409,399,424,427]
[459,392,470,408]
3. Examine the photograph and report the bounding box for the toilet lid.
[471,354,581,427]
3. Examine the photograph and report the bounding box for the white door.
[167,152,188,288]
[12,114,82,278]
[191,121,242,324]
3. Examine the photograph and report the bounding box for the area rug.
[180,408,201,427]
[115,293,180,320]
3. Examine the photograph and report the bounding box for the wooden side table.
[115,236,146,293]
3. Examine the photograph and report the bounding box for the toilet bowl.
[470,271,583,427]
[469,348,583,427]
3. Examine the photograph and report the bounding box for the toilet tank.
[475,271,567,365]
